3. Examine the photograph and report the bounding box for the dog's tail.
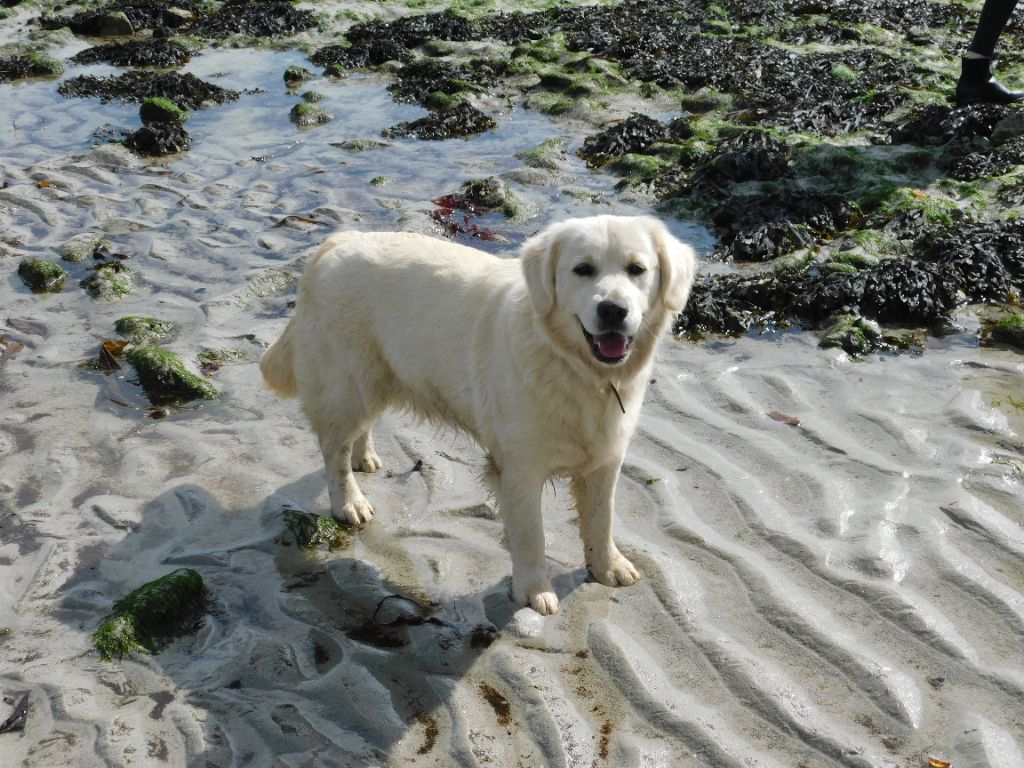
[260,322,299,398]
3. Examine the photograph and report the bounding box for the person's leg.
[969,0,1019,57]
[957,0,1023,106]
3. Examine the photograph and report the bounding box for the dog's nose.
[597,300,628,326]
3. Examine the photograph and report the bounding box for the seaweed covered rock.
[944,136,1024,181]
[889,103,1013,146]
[283,509,351,549]
[115,316,173,345]
[289,103,332,127]
[59,71,238,109]
[72,38,191,67]
[18,258,66,292]
[92,568,209,660]
[709,187,859,244]
[283,65,313,85]
[580,113,667,167]
[687,130,792,191]
[388,57,498,107]
[140,97,188,125]
[912,219,1024,302]
[0,52,63,82]
[989,314,1024,350]
[675,255,961,338]
[127,346,219,402]
[190,0,317,38]
[124,123,191,155]
[819,314,883,356]
[725,222,810,262]
[81,261,135,300]
[310,9,473,70]
[382,101,495,140]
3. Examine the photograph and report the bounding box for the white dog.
[260,215,696,614]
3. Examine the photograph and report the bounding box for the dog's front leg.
[498,469,558,615]
[571,462,639,588]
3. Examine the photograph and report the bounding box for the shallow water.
[2,36,1023,768]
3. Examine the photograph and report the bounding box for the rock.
[990,313,1024,350]
[289,103,333,127]
[991,111,1024,146]
[163,7,193,28]
[17,258,66,291]
[382,101,496,140]
[124,123,191,156]
[60,233,109,263]
[92,569,209,660]
[283,65,314,84]
[126,346,219,402]
[98,11,134,37]
[115,316,173,345]
[139,97,188,125]
[0,53,63,82]
[80,262,135,300]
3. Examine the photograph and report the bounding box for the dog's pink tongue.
[597,333,628,358]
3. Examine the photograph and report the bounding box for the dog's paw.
[513,580,559,615]
[352,451,382,473]
[338,497,374,525]
[528,589,559,615]
[590,555,640,587]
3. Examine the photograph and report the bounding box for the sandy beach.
[2,1,1024,766]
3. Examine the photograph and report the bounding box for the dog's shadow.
[57,464,588,765]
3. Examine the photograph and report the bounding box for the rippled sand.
[2,36,1023,768]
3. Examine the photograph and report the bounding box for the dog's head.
[521,215,696,370]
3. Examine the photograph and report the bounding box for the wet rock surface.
[124,123,192,156]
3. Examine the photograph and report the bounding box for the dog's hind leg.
[352,429,382,472]
[571,462,639,588]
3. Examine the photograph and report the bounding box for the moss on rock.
[17,258,66,292]
[127,346,219,402]
[93,568,209,661]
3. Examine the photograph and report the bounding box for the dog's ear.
[520,223,563,316]
[645,217,696,313]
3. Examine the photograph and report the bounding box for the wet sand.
[2,5,1024,768]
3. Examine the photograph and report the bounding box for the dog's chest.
[541,387,637,475]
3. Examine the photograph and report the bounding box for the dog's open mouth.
[582,325,632,364]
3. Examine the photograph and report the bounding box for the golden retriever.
[260,215,696,614]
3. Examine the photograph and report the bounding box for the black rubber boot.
[955,56,1024,106]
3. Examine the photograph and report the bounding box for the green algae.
[140,96,188,125]
[81,262,135,300]
[820,314,883,356]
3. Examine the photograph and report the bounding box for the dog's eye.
[572,263,596,277]
[627,263,647,277]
